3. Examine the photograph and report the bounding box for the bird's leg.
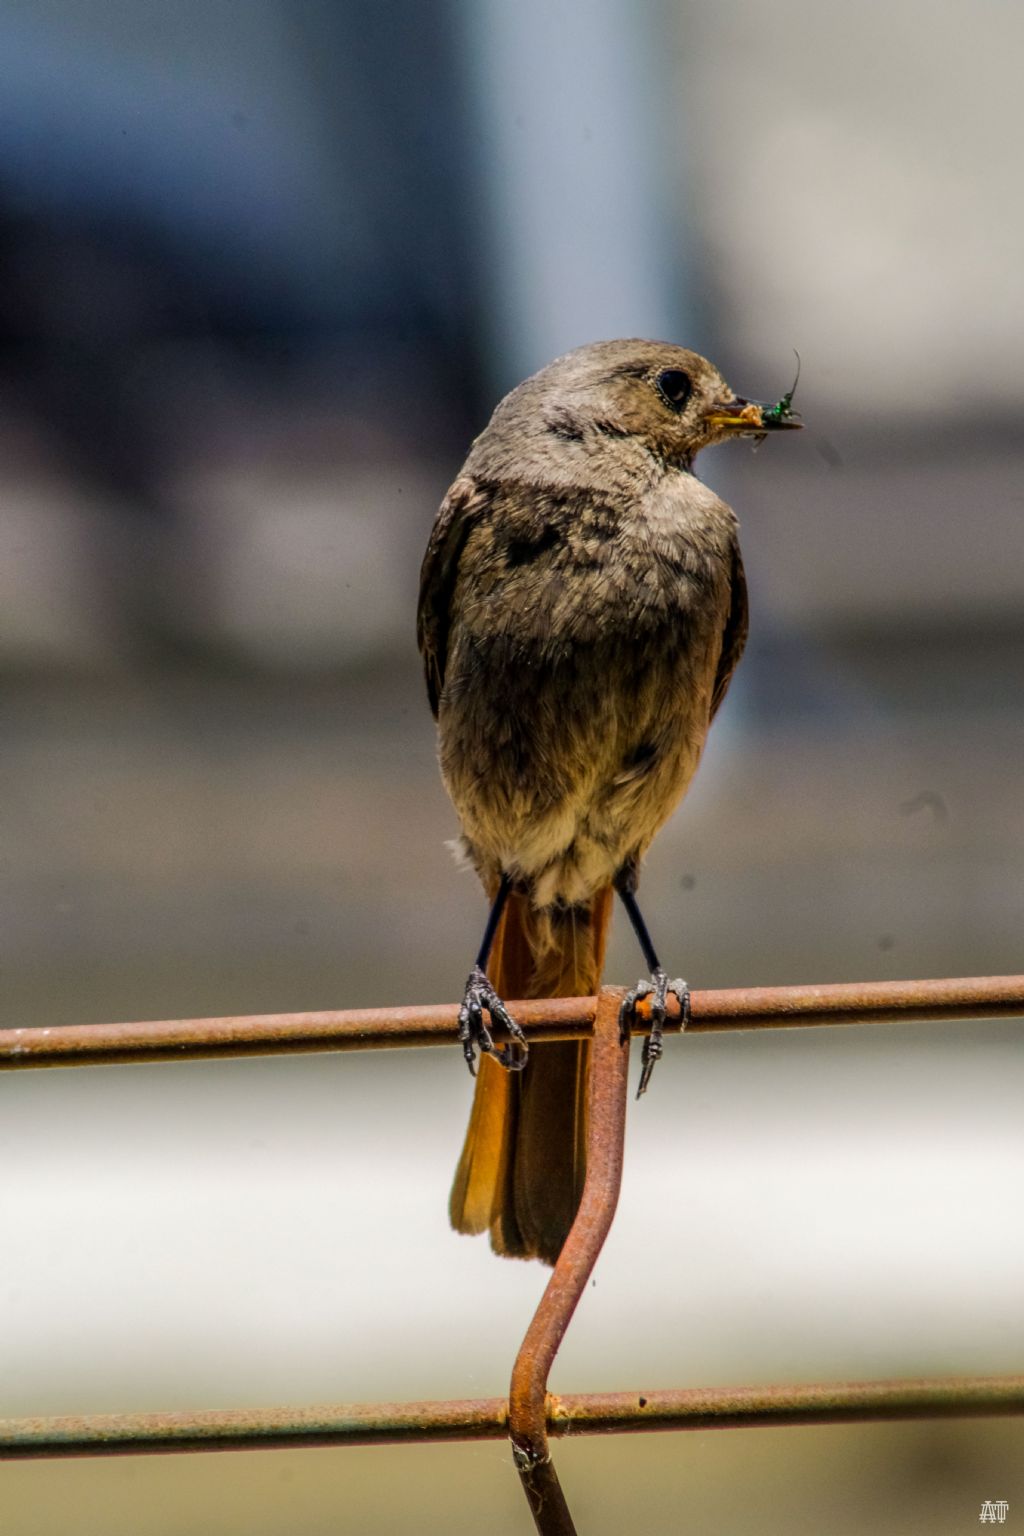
[614,864,689,1097]
[457,874,528,1077]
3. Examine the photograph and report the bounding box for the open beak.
[706,396,803,434]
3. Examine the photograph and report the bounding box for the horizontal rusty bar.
[552,1375,1024,1433]
[1,975,1022,1070]
[693,975,1024,1031]
[0,1398,504,1458]
[0,997,596,1069]
[4,1375,1023,1459]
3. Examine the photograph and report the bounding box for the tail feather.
[449,886,613,1264]
[447,1054,513,1237]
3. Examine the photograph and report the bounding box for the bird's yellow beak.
[706,398,767,433]
[707,395,803,434]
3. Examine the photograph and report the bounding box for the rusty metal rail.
[4,973,1023,1534]
[2,973,1022,1070]
[5,1376,1024,1459]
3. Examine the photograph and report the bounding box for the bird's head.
[481,339,802,475]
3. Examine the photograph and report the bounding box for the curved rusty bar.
[508,988,632,1535]
[2,974,1022,1070]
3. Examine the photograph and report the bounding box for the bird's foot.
[457,966,528,1077]
[619,967,689,1097]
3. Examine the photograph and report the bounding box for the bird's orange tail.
[449,886,613,1264]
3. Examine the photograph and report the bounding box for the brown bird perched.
[418,339,801,1265]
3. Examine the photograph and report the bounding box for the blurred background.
[2,2,1022,1532]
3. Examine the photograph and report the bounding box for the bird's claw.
[457,965,528,1077]
[618,967,688,1097]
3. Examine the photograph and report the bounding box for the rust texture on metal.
[3,974,1022,1070]
[508,988,632,1535]
[4,1375,1023,1460]
[0,1397,510,1459]
[0,997,597,1069]
[692,974,1024,1031]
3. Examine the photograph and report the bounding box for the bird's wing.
[710,542,749,720]
[417,475,488,717]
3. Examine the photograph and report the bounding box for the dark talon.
[619,967,688,1097]
[457,965,528,1076]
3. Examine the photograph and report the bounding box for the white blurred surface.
[4,1020,1022,1415]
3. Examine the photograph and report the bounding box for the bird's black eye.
[655,369,692,411]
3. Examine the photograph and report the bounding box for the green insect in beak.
[760,352,802,429]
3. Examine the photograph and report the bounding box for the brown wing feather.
[710,542,749,720]
[416,476,487,718]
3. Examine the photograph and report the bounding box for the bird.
[417,339,801,1265]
